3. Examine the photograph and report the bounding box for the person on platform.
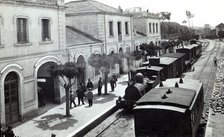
[86,88,93,107]
[112,73,117,87]
[80,82,87,93]
[86,79,94,90]
[76,86,85,105]
[70,90,76,108]
[38,86,45,107]
[110,78,116,92]
[214,56,218,67]
[98,77,103,95]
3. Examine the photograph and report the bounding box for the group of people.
[97,73,117,95]
[70,79,94,107]
[70,73,118,107]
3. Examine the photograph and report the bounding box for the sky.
[65,0,224,28]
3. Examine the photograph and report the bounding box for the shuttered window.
[17,18,29,44]
[42,19,51,41]
[109,21,114,36]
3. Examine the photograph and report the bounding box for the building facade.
[127,7,161,49]
[65,0,133,78]
[215,23,224,37]
[0,0,66,124]
[66,26,103,86]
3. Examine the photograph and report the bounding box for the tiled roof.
[2,0,59,6]
[66,26,102,46]
[216,23,224,28]
[65,0,121,15]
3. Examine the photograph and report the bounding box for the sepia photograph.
[0,0,224,136]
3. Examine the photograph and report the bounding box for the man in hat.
[86,88,93,107]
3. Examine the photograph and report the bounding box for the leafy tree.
[88,54,119,94]
[178,25,193,41]
[139,42,157,57]
[118,50,143,81]
[161,21,193,41]
[49,62,79,117]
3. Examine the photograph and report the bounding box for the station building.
[0,0,66,124]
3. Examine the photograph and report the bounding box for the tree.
[178,25,193,41]
[139,42,157,57]
[49,62,79,117]
[118,50,143,81]
[88,54,119,94]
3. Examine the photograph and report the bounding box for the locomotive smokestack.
[175,82,179,87]
[179,78,183,83]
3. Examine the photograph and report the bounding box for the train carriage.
[133,78,204,137]
[146,56,178,80]
[160,53,186,76]
[176,45,195,62]
[176,43,202,69]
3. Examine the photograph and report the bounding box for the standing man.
[98,77,103,95]
[86,88,93,107]
[110,78,115,91]
[38,86,45,107]
[86,79,94,90]
[214,56,217,67]
[77,86,85,105]
[80,82,87,93]
[70,90,76,108]
[112,73,117,87]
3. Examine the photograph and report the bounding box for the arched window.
[4,72,19,124]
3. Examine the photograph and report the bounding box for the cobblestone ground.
[207,41,224,137]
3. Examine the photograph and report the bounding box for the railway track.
[85,40,219,137]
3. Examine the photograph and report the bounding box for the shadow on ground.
[33,114,78,130]
[91,93,118,104]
